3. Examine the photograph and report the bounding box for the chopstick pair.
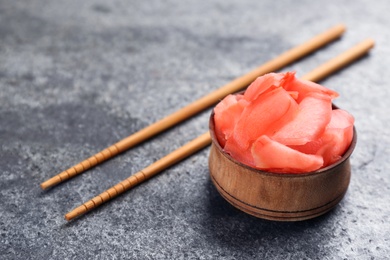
[41,24,347,190]
[40,24,374,220]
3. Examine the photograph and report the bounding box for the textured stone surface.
[1,0,389,259]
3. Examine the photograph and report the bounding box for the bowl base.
[210,171,346,221]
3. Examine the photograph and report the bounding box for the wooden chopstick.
[301,39,375,82]
[65,38,375,221]
[65,132,212,221]
[41,24,346,190]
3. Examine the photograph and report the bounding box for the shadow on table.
[200,178,339,255]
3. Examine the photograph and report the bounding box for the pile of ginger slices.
[214,72,354,173]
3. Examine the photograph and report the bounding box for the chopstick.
[41,24,346,190]
[301,38,375,82]
[65,132,212,221]
[65,38,375,221]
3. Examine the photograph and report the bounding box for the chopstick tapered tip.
[40,176,62,190]
[64,213,73,221]
[333,23,347,34]
[363,38,375,49]
[40,181,50,190]
[65,205,88,221]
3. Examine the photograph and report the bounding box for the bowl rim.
[209,104,357,178]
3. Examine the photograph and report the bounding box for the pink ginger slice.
[271,92,332,146]
[281,73,339,103]
[213,94,248,147]
[243,73,285,101]
[224,87,298,166]
[252,135,324,173]
[316,109,354,165]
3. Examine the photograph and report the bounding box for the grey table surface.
[1,0,389,259]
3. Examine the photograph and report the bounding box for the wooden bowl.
[208,109,357,221]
